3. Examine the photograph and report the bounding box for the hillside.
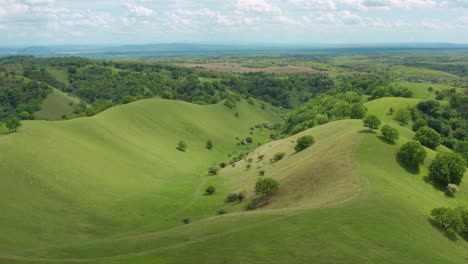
[0,97,467,263]
[34,88,81,120]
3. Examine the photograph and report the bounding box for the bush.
[397,141,427,170]
[271,152,286,163]
[454,141,468,164]
[380,124,399,143]
[206,140,213,150]
[246,196,267,210]
[237,192,245,202]
[259,170,265,176]
[430,207,462,233]
[245,137,253,144]
[176,141,187,152]
[394,108,411,125]
[429,152,467,186]
[225,193,238,203]
[182,218,191,224]
[205,185,215,195]
[295,135,315,152]
[257,154,265,161]
[219,162,227,168]
[414,126,442,149]
[217,209,228,215]
[446,184,459,197]
[208,167,219,175]
[363,115,381,131]
[255,178,279,196]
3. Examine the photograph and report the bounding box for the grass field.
[179,62,318,73]
[0,97,467,263]
[393,81,465,100]
[34,88,82,120]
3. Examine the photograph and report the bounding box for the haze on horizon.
[1,0,468,46]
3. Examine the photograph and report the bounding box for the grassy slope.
[393,81,465,100]
[34,88,82,120]
[1,97,467,263]
[48,69,70,86]
[0,98,280,253]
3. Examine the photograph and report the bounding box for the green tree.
[454,141,468,164]
[380,124,399,143]
[255,178,279,196]
[412,119,427,132]
[271,152,286,163]
[349,103,367,119]
[363,115,381,131]
[295,135,315,152]
[206,140,213,150]
[414,126,442,149]
[176,141,187,152]
[205,185,215,195]
[5,118,22,132]
[430,207,462,233]
[394,108,411,125]
[397,141,427,170]
[429,152,467,186]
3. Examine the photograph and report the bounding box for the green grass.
[0,98,467,263]
[393,81,465,99]
[48,69,70,86]
[34,88,82,120]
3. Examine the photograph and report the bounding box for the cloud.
[235,0,282,14]
[276,15,299,24]
[126,4,153,16]
[0,0,29,18]
[25,0,56,5]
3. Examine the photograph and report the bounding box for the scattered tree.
[206,140,213,150]
[454,141,468,164]
[271,152,286,163]
[394,108,411,125]
[176,141,187,152]
[380,124,399,143]
[295,135,315,152]
[397,141,427,170]
[429,152,467,186]
[414,127,442,149]
[412,119,427,132]
[363,115,381,132]
[205,185,216,195]
[430,207,462,233]
[255,178,279,196]
[349,103,367,119]
[208,167,219,175]
[5,118,22,132]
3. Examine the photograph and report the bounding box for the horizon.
[1,0,468,45]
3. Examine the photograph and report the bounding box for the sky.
[1,0,468,45]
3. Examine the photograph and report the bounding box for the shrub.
[295,135,315,152]
[429,152,467,186]
[414,126,442,149]
[257,154,265,161]
[237,192,245,202]
[182,218,191,224]
[430,207,462,232]
[245,137,253,144]
[363,115,381,131]
[225,193,238,203]
[394,108,411,125]
[176,141,187,152]
[446,184,459,197]
[454,141,468,164]
[255,178,279,196]
[217,209,228,215]
[380,124,399,143]
[259,170,265,176]
[5,118,22,132]
[206,140,213,150]
[271,152,286,163]
[219,162,227,168]
[246,196,267,210]
[205,185,215,195]
[397,141,427,170]
[208,167,219,175]
[246,164,252,170]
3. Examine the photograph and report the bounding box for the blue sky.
[1,0,468,45]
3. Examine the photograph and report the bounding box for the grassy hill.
[0,97,467,263]
[34,88,82,120]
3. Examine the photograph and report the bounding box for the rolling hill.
[0,97,467,263]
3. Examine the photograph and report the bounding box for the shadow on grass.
[422,176,454,197]
[428,218,458,241]
[377,135,396,145]
[358,129,375,134]
[396,157,420,175]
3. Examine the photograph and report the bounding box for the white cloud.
[235,0,282,14]
[126,4,153,16]
[341,10,362,24]
[25,0,55,5]
[276,15,299,24]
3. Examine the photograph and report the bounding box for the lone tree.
[397,141,427,170]
[176,141,187,152]
[206,140,213,150]
[414,126,442,149]
[380,124,399,143]
[429,152,467,186]
[295,135,315,152]
[205,185,215,195]
[363,115,381,132]
[430,207,462,233]
[5,118,22,132]
[255,178,279,197]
